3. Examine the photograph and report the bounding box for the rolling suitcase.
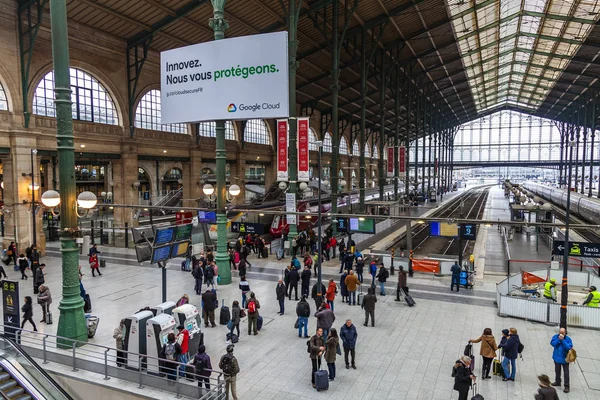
[471,383,484,400]
[261,248,268,258]
[219,300,230,325]
[400,289,415,307]
[314,366,329,391]
[257,315,263,331]
[46,311,53,325]
[493,351,504,377]
[357,285,364,306]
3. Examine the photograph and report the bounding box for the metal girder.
[18,0,49,128]
[127,36,153,137]
[127,0,209,47]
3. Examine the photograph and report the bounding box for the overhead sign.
[336,217,348,233]
[430,221,458,237]
[286,193,297,226]
[387,147,394,177]
[552,240,600,258]
[398,146,406,177]
[277,120,288,181]
[3,280,20,339]
[297,118,310,181]
[198,211,216,224]
[460,224,477,240]
[231,222,265,235]
[160,32,289,123]
[349,218,376,234]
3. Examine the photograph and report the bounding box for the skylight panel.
[541,21,565,36]
[500,0,521,18]
[524,0,547,13]
[520,15,541,34]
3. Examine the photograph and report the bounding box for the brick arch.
[29,61,126,128]
[0,64,18,112]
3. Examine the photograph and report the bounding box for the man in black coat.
[201,289,217,328]
[311,282,326,309]
[300,266,311,299]
[288,268,300,300]
[276,279,286,315]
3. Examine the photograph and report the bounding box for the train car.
[523,182,599,224]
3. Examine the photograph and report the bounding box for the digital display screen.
[198,211,216,223]
[461,224,477,240]
[153,226,175,245]
[429,222,458,237]
[175,224,193,241]
[170,241,190,258]
[135,243,152,263]
[151,245,171,264]
[336,218,348,233]
[349,218,376,234]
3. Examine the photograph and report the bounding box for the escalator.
[0,335,73,400]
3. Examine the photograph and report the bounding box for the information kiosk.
[123,310,153,369]
[146,313,177,375]
[151,301,177,316]
[172,304,203,352]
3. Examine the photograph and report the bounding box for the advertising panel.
[160,32,289,123]
[399,146,406,177]
[277,119,288,181]
[286,193,297,226]
[297,117,310,181]
[387,147,394,177]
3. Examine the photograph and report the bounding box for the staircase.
[151,188,183,215]
[0,365,31,400]
[251,182,285,205]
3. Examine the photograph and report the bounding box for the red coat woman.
[89,254,102,277]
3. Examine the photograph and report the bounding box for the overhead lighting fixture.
[163,150,167,153]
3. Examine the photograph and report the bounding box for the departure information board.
[175,224,192,241]
[151,244,172,264]
[154,226,176,245]
[349,218,376,234]
[430,222,459,237]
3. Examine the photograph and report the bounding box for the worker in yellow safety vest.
[582,286,600,307]
[543,278,557,302]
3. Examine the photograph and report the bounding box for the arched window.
[0,83,7,111]
[197,121,235,140]
[135,89,187,134]
[339,137,349,155]
[244,119,270,145]
[365,144,371,158]
[33,68,118,124]
[352,140,360,156]
[373,145,379,159]
[323,132,333,153]
[309,129,319,151]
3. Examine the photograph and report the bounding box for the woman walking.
[17,254,28,280]
[21,296,37,331]
[469,328,498,379]
[230,301,242,338]
[89,253,102,277]
[325,328,339,381]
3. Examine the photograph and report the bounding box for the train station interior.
[0,0,600,399]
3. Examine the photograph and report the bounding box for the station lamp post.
[29,149,39,248]
[316,140,324,304]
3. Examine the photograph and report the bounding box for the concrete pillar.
[113,142,138,228]
[264,155,276,191]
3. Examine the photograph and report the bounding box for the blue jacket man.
[499,328,520,381]
[450,262,461,292]
[340,319,358,369]
[550,328,573,393]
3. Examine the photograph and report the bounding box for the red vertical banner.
[387,147,394,177]
[297,117,310,181]
[399,146,406,177]
[277,119,288,181]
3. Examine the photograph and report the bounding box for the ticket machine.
[123,310,153,369]
[172,304,203,353]
[150,301,177,316]
[146,313,177,375]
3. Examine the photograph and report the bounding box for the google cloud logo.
[228,104,237,112]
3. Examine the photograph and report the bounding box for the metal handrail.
[1,326,226,398]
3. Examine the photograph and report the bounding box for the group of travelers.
[455,325,574,399]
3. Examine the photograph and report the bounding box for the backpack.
[194,354,206,372]
[221,354,234,375]
[306,339,311,353]
[517,342,524,354]
[293,258,301,269]
[164,343,176,361]
[566,348,577,363]
[248,300,256,314]
[206,267,214,280]
[306,257,312,266]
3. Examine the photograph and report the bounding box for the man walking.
[340,319,357,369]
[344,270,360,305]
[550,327,573,393]
[219,345,240,400]
[247,292,260,335]
[288,267,300,301]
[450,261,461,292]
[296,296,310,338]
[201,289,217,328]
[192,263,203,295]
[308,328,325,388]
[362,287,377,327]
[276,279,286,315]
[395,266,408,301]
[314,302,335,340]
[301,265,311,299]
[376,263,389,296]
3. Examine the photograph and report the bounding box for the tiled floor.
[1,237,596,399]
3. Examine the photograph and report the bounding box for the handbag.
[239,309,247,318]
[217,275,221,283]
[227,319,234,331]
[294,318,299,329]
[336,343,342,355]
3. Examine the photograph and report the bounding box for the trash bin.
[100,259,106,268]
[86,316,100,338]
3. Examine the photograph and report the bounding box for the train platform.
[6,241,600,399]
[477,186,553,277]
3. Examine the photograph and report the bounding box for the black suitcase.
[257,315,263,331]
[471,383,484,400]
[219,300,230,325]
[400,289,415,307]
[261,248,268,258]
[314,368,329,391]
[226,332,239,343]
[84,294,92,313]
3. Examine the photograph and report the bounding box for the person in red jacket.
[329,236,338,259]
[325,279,338,312]
[176,325,190,377]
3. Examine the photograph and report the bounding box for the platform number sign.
[460,224,477,240]
[2,280,20,341]
[336,218,348,233]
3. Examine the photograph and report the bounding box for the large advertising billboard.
[160,32,289,123]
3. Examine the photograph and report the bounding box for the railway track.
[389,186,491,258]
[550,207,600,244]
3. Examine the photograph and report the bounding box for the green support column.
[393,68,400,201]
[358,29,367,213]
[330,0,340,224]
[210,0,231,285]
[51,0,88,347]
[286,0,302,245]
[378,55,386,200]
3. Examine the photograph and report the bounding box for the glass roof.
[445,0,600,112]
